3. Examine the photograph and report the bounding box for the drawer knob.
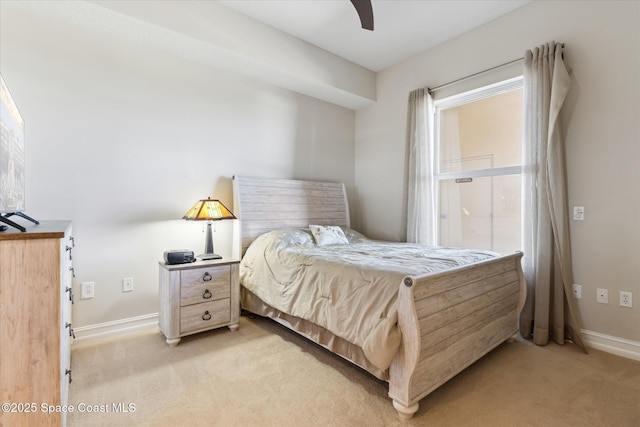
[203,289,212,299]
[202,311,212,321]
[203,272,212,282]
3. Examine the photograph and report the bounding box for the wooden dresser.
[0,221,74,427]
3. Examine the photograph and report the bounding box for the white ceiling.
[218,0,531,71]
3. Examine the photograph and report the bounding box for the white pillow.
[309,225,349,246]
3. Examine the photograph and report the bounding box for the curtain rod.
[428,43,564,94]
[428,57,522,94]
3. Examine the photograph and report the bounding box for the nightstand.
[158,258,240,346]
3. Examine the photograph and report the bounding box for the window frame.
[432,76,524,249]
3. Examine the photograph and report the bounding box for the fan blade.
[350,0,374,31]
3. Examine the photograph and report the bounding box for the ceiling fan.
[350,0,374,31]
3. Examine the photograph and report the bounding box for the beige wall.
[0,5,355,328]
[355,1,640,343]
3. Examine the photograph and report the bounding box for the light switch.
[572,206,584,221]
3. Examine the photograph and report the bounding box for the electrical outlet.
[620,291,633,308]
[572,284,582,299]
[81,281,94,299]
[596,288,608,304]
[123,277,134,292]
[572,206,585,220]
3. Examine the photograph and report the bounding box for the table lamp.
[183,197,236,260]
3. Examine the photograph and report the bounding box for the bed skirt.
[241,287,389,380]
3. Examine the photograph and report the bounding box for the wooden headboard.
[232,176,350,256]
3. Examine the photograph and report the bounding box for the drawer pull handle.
[202,311,212,321]
[66,322,75,339]
[203,272,212,282]
[203,289,212,299]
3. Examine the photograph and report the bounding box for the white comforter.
[239,228,499,371]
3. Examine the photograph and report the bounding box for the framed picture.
[0,74,25,214]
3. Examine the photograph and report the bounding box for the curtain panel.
[520,42,586,351]
[405,88,436,244]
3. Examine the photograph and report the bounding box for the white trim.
[433,76,523,109]
[73,313,159,342]
[581,329,640,361]
[436,165,522,181]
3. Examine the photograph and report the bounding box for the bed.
[232,175,526,419]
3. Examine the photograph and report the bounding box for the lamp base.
[198,253,222,260]
[198,221,222,260]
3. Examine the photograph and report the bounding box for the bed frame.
[233,175,526,419]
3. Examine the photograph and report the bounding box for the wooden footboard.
[388,251,526,419]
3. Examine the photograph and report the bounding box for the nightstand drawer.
[181,266,229,287]
[181,266,230,306]
[181,280,230,307]
[180,299,231,334]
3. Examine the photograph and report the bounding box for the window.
[434,77,523,253]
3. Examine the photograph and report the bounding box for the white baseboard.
[581,329,640,361]
[72,315,640,363]
[73,313,159,342]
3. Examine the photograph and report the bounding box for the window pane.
[438,174,521,252]
[439,177,492,250]
[438,88,522,173]
[492,174,521,253]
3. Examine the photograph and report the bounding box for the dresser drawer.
[180,299,230,334]
[180,266,230,306]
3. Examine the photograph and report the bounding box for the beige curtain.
[405,88,436,244]
[520,42,586,351]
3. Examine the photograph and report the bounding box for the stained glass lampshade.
[183,198,236,260]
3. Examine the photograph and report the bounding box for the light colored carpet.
[68,315,640,427]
